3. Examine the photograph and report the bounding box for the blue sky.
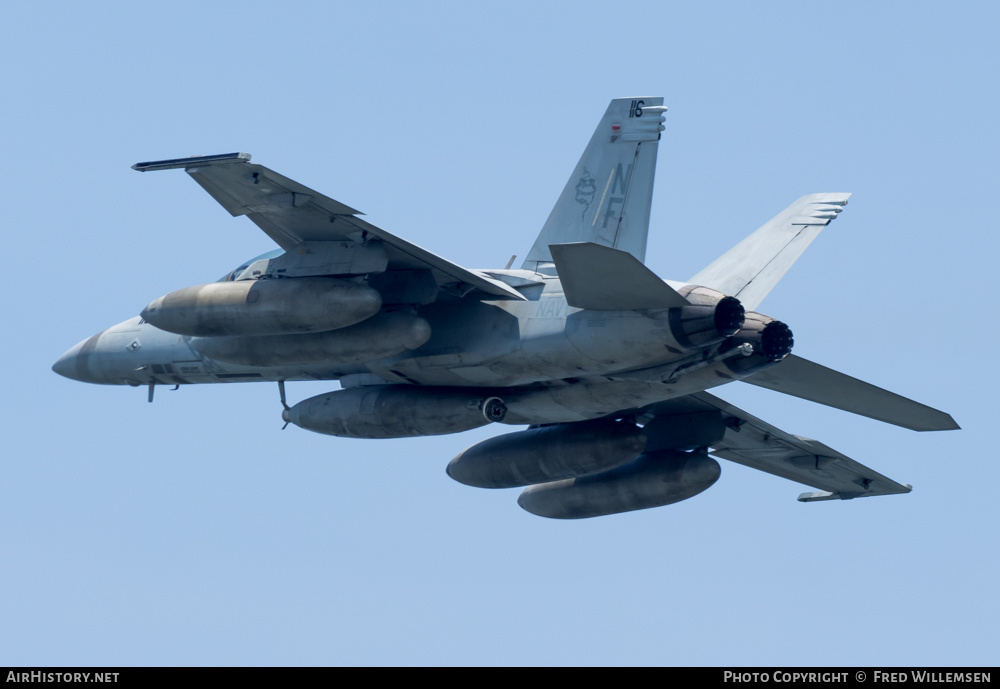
[2,1,997,666]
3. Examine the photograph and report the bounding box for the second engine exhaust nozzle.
[721,312,794,375]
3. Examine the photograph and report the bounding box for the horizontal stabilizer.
[550,242,688,310]
[743,354,959,431]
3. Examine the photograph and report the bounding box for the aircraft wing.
[639,391,914,501]
[132,153,524,301]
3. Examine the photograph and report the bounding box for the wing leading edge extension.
[132,153,525,301]
[640,392,914,502]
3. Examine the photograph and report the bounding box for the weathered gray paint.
[54,97,959,518]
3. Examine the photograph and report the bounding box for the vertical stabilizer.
[522,97,666,273]
[688,193,851,310]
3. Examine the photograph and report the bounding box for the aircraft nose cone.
[52,333,105,383]
[52,339,87,381]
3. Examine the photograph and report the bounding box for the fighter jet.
[53,97,958,518]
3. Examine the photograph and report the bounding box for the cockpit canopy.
[219,249,285,282]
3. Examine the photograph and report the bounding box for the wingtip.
[131,152,251,172]
[798,482,913,502]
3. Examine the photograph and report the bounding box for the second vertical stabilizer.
[688,193,851,311]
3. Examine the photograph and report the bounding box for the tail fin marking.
[522,98,666,273]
